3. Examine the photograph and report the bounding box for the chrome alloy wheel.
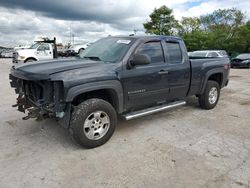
[83,111,110,140]
[208,87,218,104]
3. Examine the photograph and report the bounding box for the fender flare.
[200,68,225,94]
[65,80,124,113]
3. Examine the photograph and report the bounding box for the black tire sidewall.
[199,81,220,109]
[70,99,117,148]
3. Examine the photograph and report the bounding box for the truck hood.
[11,58,118,80]
[16,48,35,55]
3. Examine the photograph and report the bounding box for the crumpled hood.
[11,58,117,80]
[232,57,250,61]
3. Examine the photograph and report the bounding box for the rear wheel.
[199,81,220,109]
[70,98,117,148]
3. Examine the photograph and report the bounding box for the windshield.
[236,54,250,59]
[79,37,134,63]
[191,52,207,57]
[29,43,40,49]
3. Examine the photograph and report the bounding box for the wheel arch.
[24,57,37,63]
[66,80,123,113]
[200,69,224,94]
[78,48,85,54]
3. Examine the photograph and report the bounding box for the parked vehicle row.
[231,54,250,68]
[189,50,250,69]
[12,39,92,63]
[189,50,228,58]
[0,49,14,58]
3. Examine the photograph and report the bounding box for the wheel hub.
[83,111,110,140]
[208,87,218,104]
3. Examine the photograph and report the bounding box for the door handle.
[158,70,169,75]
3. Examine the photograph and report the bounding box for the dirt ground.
[0,58,250,188]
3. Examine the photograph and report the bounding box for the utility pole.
[133,29,138,35]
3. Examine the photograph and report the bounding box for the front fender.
[65,80,124,113]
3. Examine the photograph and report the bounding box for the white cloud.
[174,0,250,19]
[0,0,249,47]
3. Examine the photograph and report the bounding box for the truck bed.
[188,57,230,96]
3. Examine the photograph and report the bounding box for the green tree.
[178,8,249,53]
[200,8,245,39]
[143,6,178,35]
[179,17,201,35]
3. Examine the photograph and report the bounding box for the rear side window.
[165,42,182,64]
[136,41,164,64]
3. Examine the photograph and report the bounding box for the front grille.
[10,74,64,113]
[24,81,44,104]
[12,52,18,63]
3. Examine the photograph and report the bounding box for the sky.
[0,0,249,47]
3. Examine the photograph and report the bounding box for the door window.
[38,44,50,51]
[136,41,164,64]
[165,42,182,64]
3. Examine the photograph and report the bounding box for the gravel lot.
[0,58,250,188]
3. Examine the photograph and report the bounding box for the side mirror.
[130,54,151,66]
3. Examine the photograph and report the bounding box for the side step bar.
[124,100,186,120]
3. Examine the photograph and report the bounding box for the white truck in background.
[13,38,58,63]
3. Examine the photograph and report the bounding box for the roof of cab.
[108,35,182,41]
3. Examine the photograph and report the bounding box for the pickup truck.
[9,35,230,148]
[13,38,58,63]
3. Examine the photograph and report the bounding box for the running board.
[124,100,186,120]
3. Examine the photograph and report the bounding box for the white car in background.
[66,42,91,55]
[190,50,228,58]
[1,50,14,58]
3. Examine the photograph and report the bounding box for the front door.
[119,40,170,111]
[36,43,53,60]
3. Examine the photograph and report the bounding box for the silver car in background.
[189,50,228,58]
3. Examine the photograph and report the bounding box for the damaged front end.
[9,73,71,128]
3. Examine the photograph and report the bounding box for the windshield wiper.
[83,56,101,61]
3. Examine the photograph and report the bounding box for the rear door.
[120,40,170,111]
[163,40,190,100]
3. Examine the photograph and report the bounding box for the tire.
[199,81,220,110]
[70,98,117,148]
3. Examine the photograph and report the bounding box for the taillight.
[224,64,230,70]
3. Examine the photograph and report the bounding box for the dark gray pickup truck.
[9,35,230,148]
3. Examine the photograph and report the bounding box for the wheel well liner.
[208,73,222,87]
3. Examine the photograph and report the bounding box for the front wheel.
[70,98,117,148]
[199,81,220,109]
